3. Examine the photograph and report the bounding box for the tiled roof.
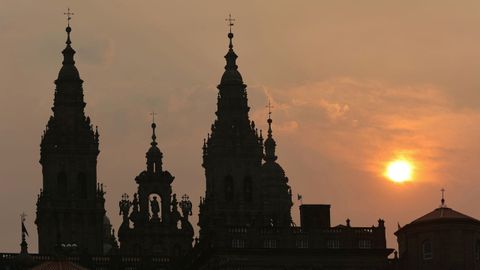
[411,207,480,224]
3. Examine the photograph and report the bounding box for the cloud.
[262,77,480,185]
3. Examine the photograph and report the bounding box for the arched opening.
[148,193,162,221]
[225,175,234,202]
[244,176,252,202]
[422,239,433,260]
[77,172,87,199]
[57,171,67,196]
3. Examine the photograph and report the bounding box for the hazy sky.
[2,0,480,252]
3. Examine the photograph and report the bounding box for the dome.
[261,161,286,179]
[411,207,480,225]
[57,64,81,81]
[221,69,243,84]
[396,206,480,235]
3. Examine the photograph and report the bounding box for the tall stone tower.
[35,21,106,255]
[199,26,293,248]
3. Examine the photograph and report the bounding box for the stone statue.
[119,193,132,223]
[150,196,160,219]
[180,194,193,219]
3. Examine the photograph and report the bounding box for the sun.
[385,159,414,183]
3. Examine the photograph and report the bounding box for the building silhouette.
[185,25,392,270]
[34,22,114,255]
[393,196,480,270]
[14,16,480,270]
[117,122,194,257]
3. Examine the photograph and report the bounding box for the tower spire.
[264,101,277,162]
[20,213,29,254]
[150,112,158,147]
[56,8,80,82]
[146,113,163,173]
[221,14,242,83]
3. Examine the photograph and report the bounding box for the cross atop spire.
[64,8,74,27]
[266,100,274,121]
[441,188,446,207]
[264,100,277,162]
[225,14,235,34]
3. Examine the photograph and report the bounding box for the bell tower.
[35,15,106,255]
[199,18,265,246]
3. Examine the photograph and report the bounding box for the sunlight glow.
[385,159,413,183]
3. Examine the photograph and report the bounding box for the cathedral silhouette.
[3,14,480,270]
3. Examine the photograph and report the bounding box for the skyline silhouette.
[2,2,480,257]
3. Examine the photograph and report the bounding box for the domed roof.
[396,206,480,235]
[411,207,480,224]
[261,161,285,177]
[57,64,80,81]
[221,69,243,84]
[30,260,88,270]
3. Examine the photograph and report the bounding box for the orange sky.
[2,0,480,252]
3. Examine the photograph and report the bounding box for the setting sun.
[385,159,414,183]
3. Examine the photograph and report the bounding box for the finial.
[150,112,157,146]
[441,188,446,207]
[64,8,74,27]
[20,213,29,254]
[64,8,74,45]
[266,100,274,131]
[225,14,235,48]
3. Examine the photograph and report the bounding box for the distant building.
[394,197,480,270]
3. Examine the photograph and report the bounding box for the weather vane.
[150,112,157,123]
[266,100,274,119]
[225,14,235,33]
[64,8,74,26]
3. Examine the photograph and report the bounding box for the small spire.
[440,188,446,207]
[221,14,242,84]
[57,8,80,81]
[150,112,157,147]
[225,14,235,49]
[264,101,277,162]
[20,213,29,254]
[266,100,274,136]
[64,8,74,45]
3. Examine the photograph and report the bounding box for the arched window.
[77,172,87,199]
[225,175,234,202]
[57,171,67,196]
[422,239,433,260]
[244,176,252,202]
